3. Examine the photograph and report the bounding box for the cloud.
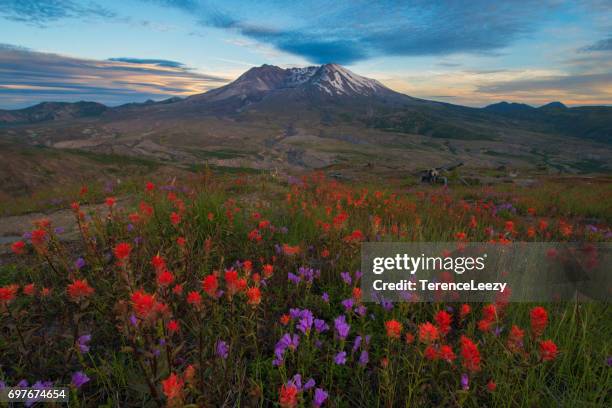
[475,73,612,94]
[108,58,186,68]
[0,44,229,108]
[579,37,612,52]
[0,0,115,27]
[142,0,568,64]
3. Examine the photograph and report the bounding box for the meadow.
[0,169,610,407]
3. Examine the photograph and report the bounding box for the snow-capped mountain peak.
[309,63,389,96]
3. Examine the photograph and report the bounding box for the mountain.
[0,63,610,178]
[0,101,108,125]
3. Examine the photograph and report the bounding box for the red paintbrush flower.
[157,270,174,287]
[418,322,439,344]
[279,384,299,408]
[0,284,18,306]
[202,274,218,297]
[67,279,94,300]
[131,290,156,318]
[187,291,202,307]
[161,373,184,401]
[435,310,452,335]
[113,242,132,260]
[539,339,558,361]
[385,319,402,339]
[460,336,481,372]
[530,306,548,337]
[11,241,25,255]
[246,287,261,305]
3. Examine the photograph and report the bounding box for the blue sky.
[0,0,610,108]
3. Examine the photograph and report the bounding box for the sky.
[0,0,610,109]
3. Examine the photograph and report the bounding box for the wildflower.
[341,298,354,311]
[145,181,155,192]
[418,322,439,344]
[385,319,402,339]
[279,384,299,408]
[167,320,180,333]
[157,270,174,287]
[487,380,497,392]
[282,244,301,256]
[359,350,369,366]
[0,285,18,306]
[31,229,47,246]
[340,271,352,285]
[67,279,94,300]
[161,373,184,401]
[71,371,90,389]
[460,336,481,372]
[151,255,165,272]
[405,332,415,344]
[461,373,469,390]
[23,283,35,296]
[314,388,328,407]
[105,197,116,207]
[280,314,291,325]
[113,242,132,260]
[435,310,452,335]
[507,325,525,352]
[424,345,438,360]
[172,284,183,295]
[334,315,350,340]
[246,287,262,305]
[439,344,456,363]
[322,292,330,303]
[11,241,25,255]
[539,340,558,361]
[176,236,186,247]
[202,274,218,297]
[314,319,329,333]
[131,290,156,318]
[530,306,548,336]
[334,351,347,365]
[187,291,202,307]
[77,334,92,353]
[352,287,362,301]
[216,340,229,359]
[75,257,86,269]
[321,248,330,258]
[263,264,274,278]
[170,212,181,226]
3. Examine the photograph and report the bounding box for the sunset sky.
[1,0,610,109]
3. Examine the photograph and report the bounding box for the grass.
[0,171,610,406]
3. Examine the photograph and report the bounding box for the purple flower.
[607,356,612,367]
[461,373,469,390]
[17,379,28,387]
[322,292,330,303]
[54,227,64,235]
[288,272,301,284]
[127,223,135,232]
[304,378,315,390]
[355,305,367,317]
[289,374,302,390]
[340,272,352,285]
[334,351,347,365]
[314,319,329,333]
[216,340,229,359]
[358,350,369,366]
[297,310,314,335]
[75,257,86,269]
[354,270,363,280]
[352,336,362,352]
[381,298,393,311]
[341,298,354,311]
[129,314,138,327]
[314,388,328,407]
[334,315,350,340]
[77,334,91,353]
[71,371,90,389]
